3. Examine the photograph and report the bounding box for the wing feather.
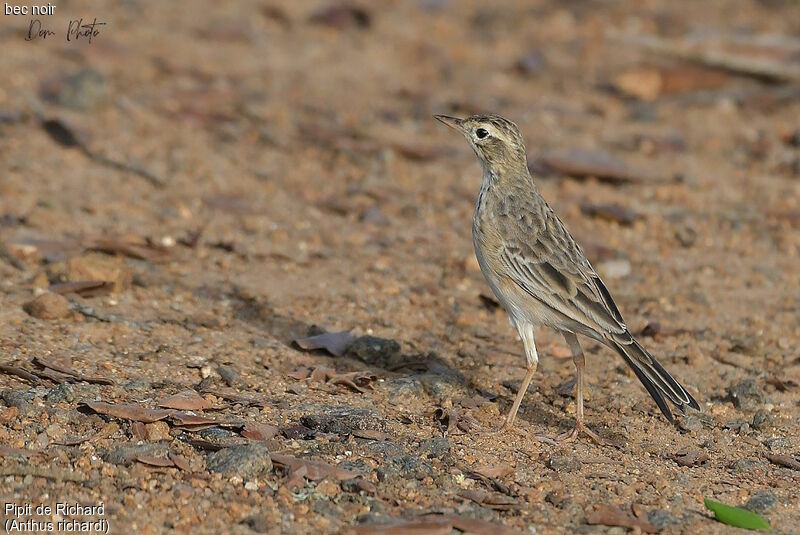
[498,206,627,336]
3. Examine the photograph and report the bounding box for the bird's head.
[434,114,527,173]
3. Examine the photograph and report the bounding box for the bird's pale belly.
[472,222,565,331]
[472,225,530,329]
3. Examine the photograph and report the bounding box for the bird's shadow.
[211,283,632,440]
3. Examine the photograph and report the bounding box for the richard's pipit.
[435,114,699,442]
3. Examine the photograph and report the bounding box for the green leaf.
[704,498,771,531]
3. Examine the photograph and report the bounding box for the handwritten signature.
[26,18,106,43]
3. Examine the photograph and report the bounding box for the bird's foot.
[541,421,606,445]
[481,415,519,435]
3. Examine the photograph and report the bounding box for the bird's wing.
[497,205,627,336]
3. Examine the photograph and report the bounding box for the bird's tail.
[610,333,699,422]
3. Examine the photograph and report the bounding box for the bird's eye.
[475,128,489,139]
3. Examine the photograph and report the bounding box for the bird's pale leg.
[555,332,605,444]
[497,322,538,431]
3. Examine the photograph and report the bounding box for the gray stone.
[103,443,168,465]
[545,489,571,509]
[346,336,401,366]
[377,455,433,481]
[746,491,778,514]
[2,390,37,416]
[728,379,764,411]
[418,368,469,401]
[763,437,792,449]
[206,443,272,477]
[385,377,426,404]
[648,509,681,528]
[417,437,451,459]
[364,440,404,458]
[548,455,582,473]
[336,459,372,475]
[677,413,704,432]
[46,383,75,403]
[752,409,771,430]
[730,458,759,474]
[299,405,389,435]
[187,427,249,449]
[217,365,241,387]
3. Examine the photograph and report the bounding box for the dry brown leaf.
[168,413,219,425]
[33,355,114,385]
[473,463,514,479]
[0,364,40,384]
[309,366,330,382]
[289,365,377,393]
[328,370,377,393]
[0,446,46,458]
[241,422,280,441]
[765,453,800,471]
[158,390,214,411]
[433,407,477,435]
[33,367,72,384]
[537,148,646,183]
[169,453,192,471]
[33,355,74,375]
[49,280,114,297]
[351,429,391,441]
[766,376,798,392]
[198,387,271,407]
[580,202,639,226]
[168,413,222,430]
[586,504,659,533]
[442,514,524,535]
[352,518,451,535]
[130,421,147,441]
[82,401,172,423]
[363,514,525,535]
[287,366,312,380]
[293,331,354,356]
[348,478,377,495]
[674,449,709,467]
[52,435,92,446]
[135,455,175,468]
[458,489,521,511]
[85,237,170,262]
[271,453,359,489]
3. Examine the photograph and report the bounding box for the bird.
[434,113,699,442]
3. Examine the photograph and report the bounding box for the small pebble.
[548,456,582,473]
[206,443,272,478]
[728,379,764,411]
[752,409,770,430]
[23,292,70,319]
[746,491,778,513]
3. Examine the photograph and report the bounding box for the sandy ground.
[1,1,800,533]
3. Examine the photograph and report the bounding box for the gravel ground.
[1,1,799,533]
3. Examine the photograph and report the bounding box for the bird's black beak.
[433,114,464,131]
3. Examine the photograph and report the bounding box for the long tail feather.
[610,333,699,422]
